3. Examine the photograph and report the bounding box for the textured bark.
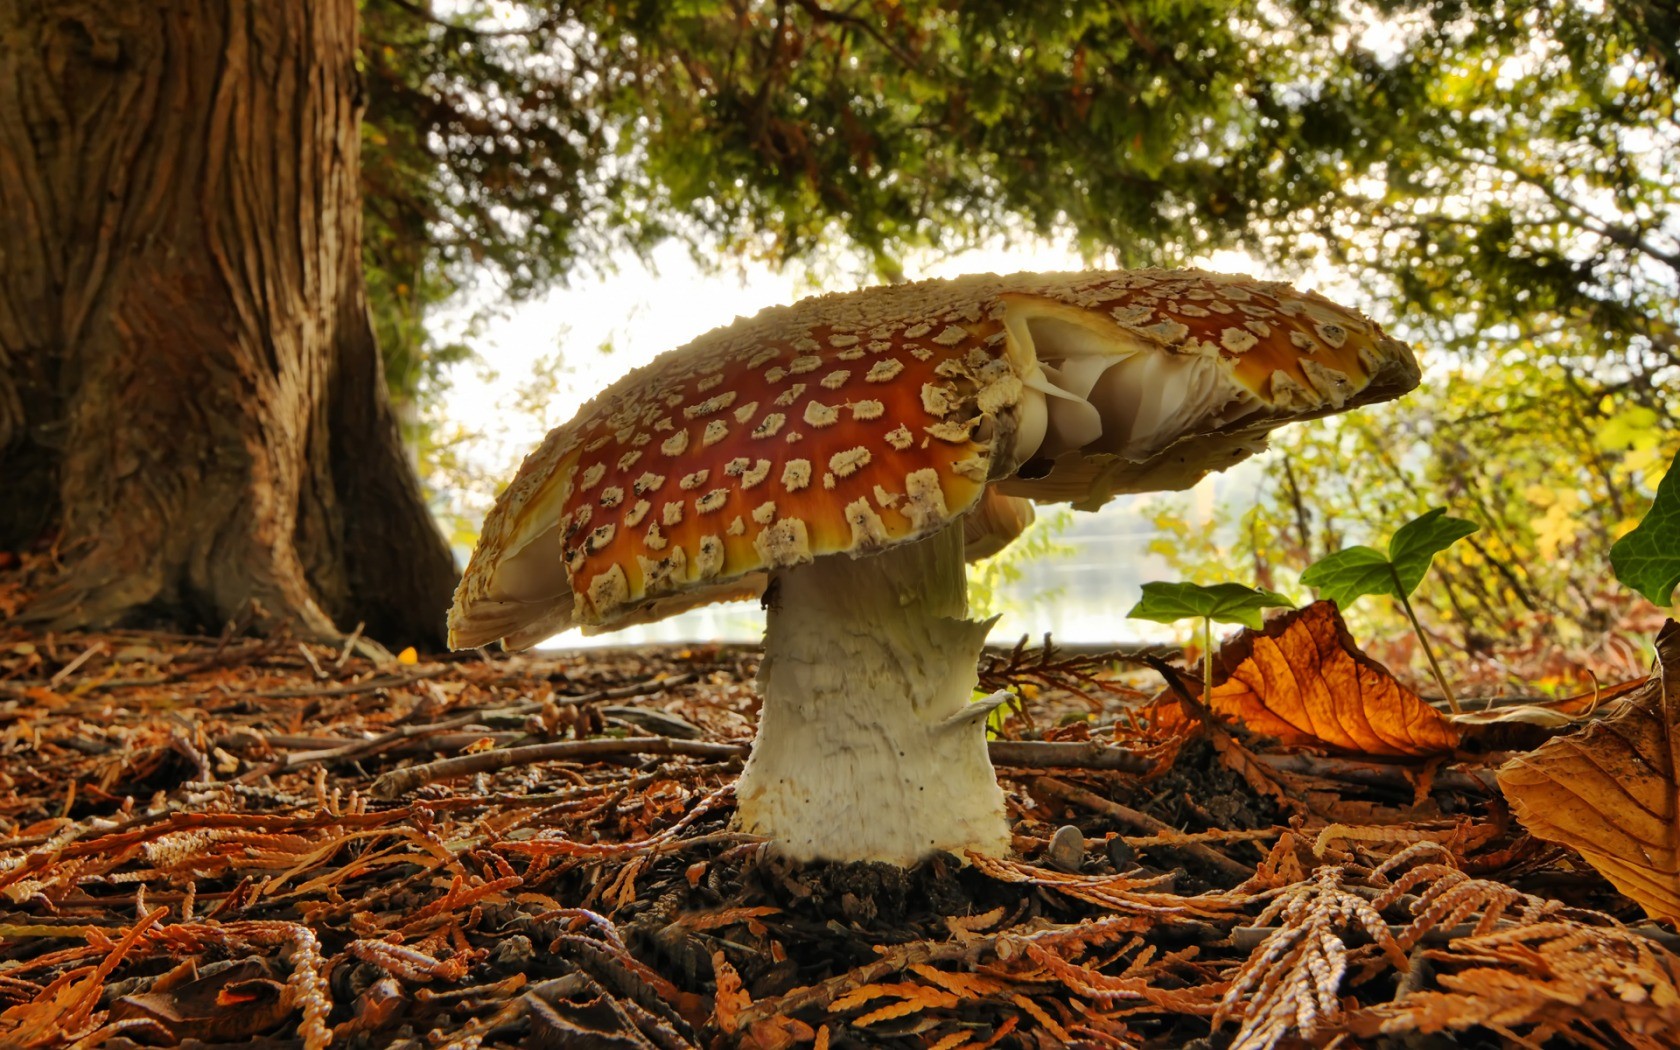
[0,0,455,647]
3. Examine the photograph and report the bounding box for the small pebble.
[1107,835,1137,870]
[1046,825,1085,873]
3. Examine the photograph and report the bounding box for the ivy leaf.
[1128,582,1295,631]
[1301,508,1478,608]
[1387,508,1480,596]
[1611,450,1680,607]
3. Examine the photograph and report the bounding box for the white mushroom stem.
[734,521,1011,864]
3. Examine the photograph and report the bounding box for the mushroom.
[449,270,1420,865]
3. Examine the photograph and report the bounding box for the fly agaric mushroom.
[450,270,1419,865]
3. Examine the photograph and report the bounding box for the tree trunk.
[0,0,456,648]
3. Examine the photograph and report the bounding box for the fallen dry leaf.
[1451,675,1648,728]
[1498,620,1680,922]
[1157,602,1462,756]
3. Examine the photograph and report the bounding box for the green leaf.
[1610,449,1680,607]
[1299,545,1402,608]
[1127,582,1295,631]
[1300,508,1479,609]
[1386,508,1480,596]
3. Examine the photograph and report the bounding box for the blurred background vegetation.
[356,0,1678,680]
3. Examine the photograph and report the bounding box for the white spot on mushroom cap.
[845,496,890,547]
[663,501,684,526]
[782,459,812,492]
[752,413,786,439]
[803,401,840,428]
[580,463,606,490]
[624,499,651,527]
[679,469,710,491]
[829,446,872,478]
[638,547,686,592]
[925,419,975,443]
[696,489,729,514]
[1302,359,1356,408]
[696,535,725,577]
[1268,369,1318,410]
[1221,327,1260,353]
[753,517,811,568]
[702,419,730,446]
[851,399,885,420]
[866,360,904,383]
[587,564,629,614]
[661,430,690,456]
[902,469,949,531]
[774,383,807,407]
[751,500,777,524]
[683,390,737,418]
[884,425,913,450]
[1315,322,1348,348]
[734,401,759,423]
[586,522,616,552]
[820,369,850,390]
[742,459,772,489]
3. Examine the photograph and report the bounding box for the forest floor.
[0,586,1677,1047]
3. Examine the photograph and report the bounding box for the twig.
[48,643,106,686]
[988,740,1153,773]
[369,738,750,799]
[249,666,451,699]
[1032,776,1253,882]
[368,736,1166,800]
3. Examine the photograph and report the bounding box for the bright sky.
[437,239,1290,649]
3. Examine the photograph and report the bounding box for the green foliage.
[1128,580,1293,705]
[968,509,1073,620]
[1127,582,1295,632]
[1611,449,1680,607]
[1299,508,1479,712]
[1301,509,1478,610]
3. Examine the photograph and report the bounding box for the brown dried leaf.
[1339,922,1680,1046]
[1498,620,1680,922]
[108,959,293,1042]
[1172,602,1462,756]
[710,950,750,1035]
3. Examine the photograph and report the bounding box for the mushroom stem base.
[736,522,1010,864]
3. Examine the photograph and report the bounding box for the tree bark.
[0,0,455,647]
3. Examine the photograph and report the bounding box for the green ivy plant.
[1128,583,1295,707]
[1610,448,1680,609]
[1299,507,1478,713]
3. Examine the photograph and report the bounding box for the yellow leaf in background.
[397,647,418,665]
[1534,500,1582,560]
